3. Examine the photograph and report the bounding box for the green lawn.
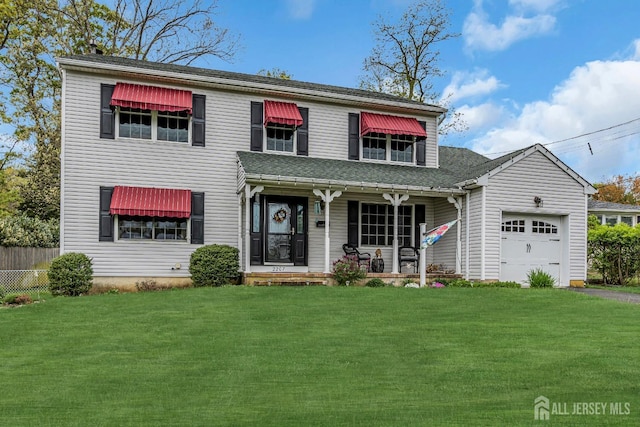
[1,287,638,426]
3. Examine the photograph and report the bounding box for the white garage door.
[500,214,562,284]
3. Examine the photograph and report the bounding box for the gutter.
[240,173,467,197]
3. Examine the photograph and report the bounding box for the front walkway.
[566,287,640,304]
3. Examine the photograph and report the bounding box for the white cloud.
[467,57,640,181]
[456,103,508,132]
[463,0,557,52]
[441,69,505,104]
[284,0,316,20]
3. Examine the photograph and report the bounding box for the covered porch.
[236,151,467,279]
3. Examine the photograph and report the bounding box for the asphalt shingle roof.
[60,54,443,111]
[588,199,640,211]
[237,145,502,189]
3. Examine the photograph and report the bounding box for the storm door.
[265,197,307,265]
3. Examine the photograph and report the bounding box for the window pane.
[158,111,189,143]
[118,215,186,241]
[266,125,294,152]
[119,108,152,139]
[391,135,414,163]
[363,133,386,160]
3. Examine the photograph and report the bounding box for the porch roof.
[237,151,466,193]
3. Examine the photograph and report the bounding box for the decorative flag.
[421,219,458,248]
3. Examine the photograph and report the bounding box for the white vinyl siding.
[483,151,587,286]
[431,198,458,272]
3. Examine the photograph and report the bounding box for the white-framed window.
[266,123,295,152]
[117,107,190,143]
[532,220,558,234]
[361,203,412,246]
[362,133,414,163]
[502,219,525,233]
[605,215,618,226]
[621,216,633,226]
[115,216,189,241]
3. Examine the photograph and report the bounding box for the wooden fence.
[0,247,59,270]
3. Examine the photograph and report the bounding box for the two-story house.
[58,54,595,288]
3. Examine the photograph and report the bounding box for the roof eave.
[57,56,446,115]
[241,172,466,197]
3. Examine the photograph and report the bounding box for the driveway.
[566,287,640,304]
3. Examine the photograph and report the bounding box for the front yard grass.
[1,286,638,426]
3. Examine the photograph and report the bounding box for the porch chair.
[342,243,372,271]
[398,246,419,273]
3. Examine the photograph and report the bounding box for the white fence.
[0,270,49,295]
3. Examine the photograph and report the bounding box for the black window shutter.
[192,94,206,147]
[347,200,359,247]
[297,107,309,156]
[250,101,263,152]
[191,192,205,244]
[416,120,427,166]
[414,204,426,249]
[100,84,115,139]
[99,186,114,241]
[348,113,360,160]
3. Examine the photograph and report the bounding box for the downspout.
[481,186,486,281]
[237,193,243,271]
[465,191,470,280]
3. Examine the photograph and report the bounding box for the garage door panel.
[500,214,562,284]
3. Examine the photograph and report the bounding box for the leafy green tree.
[257,67,293,80]
[0,0,239,220]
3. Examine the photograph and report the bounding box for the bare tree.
[360,0,465,134]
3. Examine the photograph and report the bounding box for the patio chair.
[342,243,372,271]
[398,246,419,273]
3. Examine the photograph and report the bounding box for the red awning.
[264,100,304,127]
[110,83,193,113]
[110,186,192,218]
[360,112,427,137]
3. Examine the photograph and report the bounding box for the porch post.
[447,196,463,274]
[244,184,264,274]
[383,193,409,274]
[420,223,427,287]
[313,188,342,273]
[237,193,243,272]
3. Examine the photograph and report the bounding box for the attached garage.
[500,214,564,284]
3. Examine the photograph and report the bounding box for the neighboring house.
[588,199,640,226]
[57,54,596,288]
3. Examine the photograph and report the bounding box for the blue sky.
[201,0,640,184]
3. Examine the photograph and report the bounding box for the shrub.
[4,294,33,305]
[189,244,240,287]
[0,285,4,301]
[365,278,387,288]
[444,279,474,288]
[331,255,367,286]
[0,214,59,247]
[588,223,640,285]
[527,268,556,288]
[474,281,521,288]
[48,252,93,296]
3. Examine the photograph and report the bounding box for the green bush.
[189,244,240,287]
[0,286,5,301]
[474,281,521,288]
[365,278,387,288]
[588,223,640,285]
[331,255,367,286]
[444,279,474,288]
[48,252,93,296]
[3,293,33,305]
[527,268,556,288]
[0,214,59,247]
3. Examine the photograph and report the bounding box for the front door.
[264,197,307,265]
